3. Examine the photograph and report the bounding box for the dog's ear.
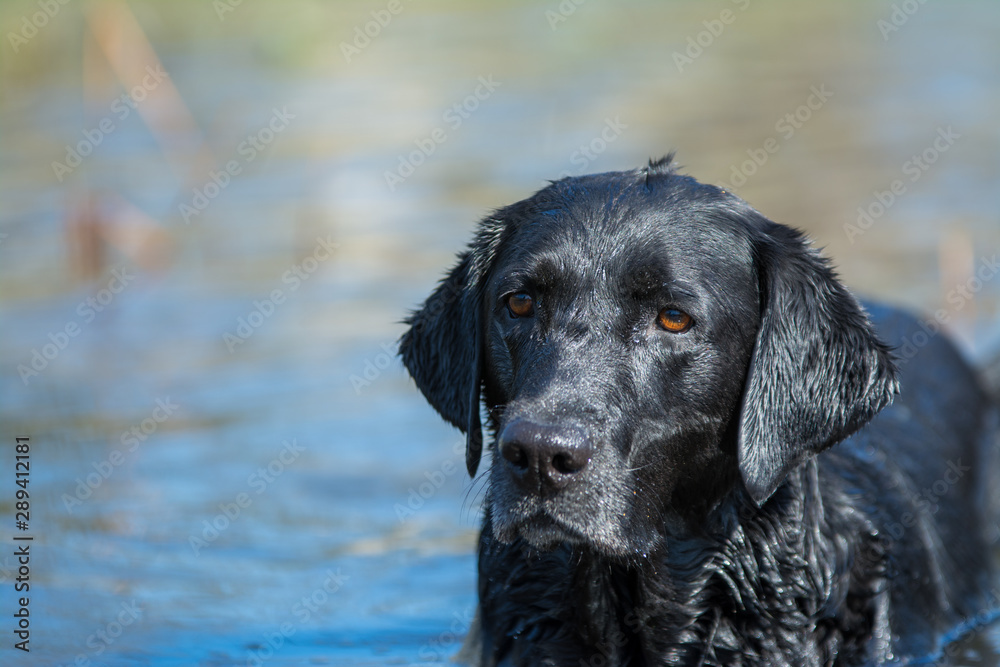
[737,223,898,506]
[399,251,484,477]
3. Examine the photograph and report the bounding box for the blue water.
[1,1,999,664]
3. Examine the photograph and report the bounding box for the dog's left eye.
[507,293,535,318]
[657,308,693,333]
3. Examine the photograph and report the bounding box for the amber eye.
[507,293,534,318]
[657,308,692,333]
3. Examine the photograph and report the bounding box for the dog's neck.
[477,459,890,665]
[635,459,888,664]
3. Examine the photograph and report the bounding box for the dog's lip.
[513,510,587,546]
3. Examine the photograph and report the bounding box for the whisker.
[461,466,491,525]
[625,459,659,474]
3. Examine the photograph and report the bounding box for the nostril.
[552,451,587,475]
[499,419,594,491]
[501,442,529,470]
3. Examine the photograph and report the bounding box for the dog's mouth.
[519,513,589,548]
[487,433,644,554]
[492,505,589,549]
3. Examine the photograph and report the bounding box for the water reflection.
[0,1,998,664]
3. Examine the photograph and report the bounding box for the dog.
[400,156,1000,666]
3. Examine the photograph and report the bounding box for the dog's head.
[401,156,897,557]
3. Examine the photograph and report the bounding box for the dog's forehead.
[494,197,755,288]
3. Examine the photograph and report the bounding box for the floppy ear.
[738,223,899,505]
[399,252,484,477]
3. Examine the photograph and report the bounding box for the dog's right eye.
[506,293,534,318]
[657,308,693,333]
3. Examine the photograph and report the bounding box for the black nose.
[499,419,594,494]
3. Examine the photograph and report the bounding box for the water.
[1,1,998,664]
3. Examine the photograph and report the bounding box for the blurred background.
[1,0,998,664]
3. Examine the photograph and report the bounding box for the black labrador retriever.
[400,156,1000,666]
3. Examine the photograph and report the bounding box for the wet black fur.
[400,156,1000,666]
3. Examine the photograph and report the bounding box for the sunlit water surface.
[1,1,999,664]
